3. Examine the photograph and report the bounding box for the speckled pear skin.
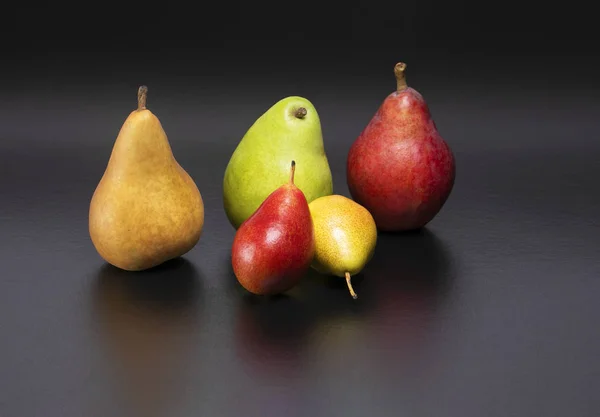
[309,195,377,277]
[347,62,455,232]
[223,96,333,229]
[89,87,204,271]
[231,162,315,296]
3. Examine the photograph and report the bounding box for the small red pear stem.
[137,85,148,110]
[394,62,407,92]
[345,272,358,299]
[289,160,296,184]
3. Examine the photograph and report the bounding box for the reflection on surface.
[234,293,312,379]
[365,228,455,375]
[369,228,453,305]
[228,249,374,379]
[91,258,203,417]
[229,229,455,389]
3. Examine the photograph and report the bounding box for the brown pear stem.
[345,272,358,299]
[295,107,307,119]
[289,160,296,184]
[137,85,148,110]
[394,62,407,92]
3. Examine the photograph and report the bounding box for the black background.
[1,2,599,416]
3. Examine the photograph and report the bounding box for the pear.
[89,86,204,271]
[347,62,456,231]
[231,161,315,296]
[308,195,377,299]
[223,96,333,229]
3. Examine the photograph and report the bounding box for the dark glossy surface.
[1,70,600,416]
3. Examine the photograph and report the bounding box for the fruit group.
[309,195,377,299]
[232,161,315,295]
[89,86,204,271]
[347,62,455,231]
[223,96,333,229]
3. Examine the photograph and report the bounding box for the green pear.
[223,96,333,229]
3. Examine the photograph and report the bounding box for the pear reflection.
[92,258,203,417]
[234,293,313,379]
[364,229,455,373]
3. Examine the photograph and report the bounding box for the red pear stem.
[345,272,358,299]
[394,62,407,92]
[289,160,296,184]
[137,85,148,110]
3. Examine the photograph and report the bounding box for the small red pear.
[347,62,456,232]
[232,161,315,295]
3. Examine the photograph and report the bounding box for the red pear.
[347,62,456,232]
[232,161,315,295]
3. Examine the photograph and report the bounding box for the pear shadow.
[360,228,457,375]
[223,255,314,378]
[92,257,204,311]
[225,251,379,381]
[366,228,455,297]
[294,267,376,316]
[225,227,457,381]
[225,249,373,312]
[91,257,204,417]
[233,292,315,379]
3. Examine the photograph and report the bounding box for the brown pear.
[89,86,204,271]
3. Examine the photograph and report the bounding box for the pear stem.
[394,62,407,92]
[295,107,307,119]
[137,85,148,110]
[289,160,296,184]
[345,272,358,299]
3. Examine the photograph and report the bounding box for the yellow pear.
[89,86,204,271]
[308,195,377,299]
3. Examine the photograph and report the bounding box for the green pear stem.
[345,272,358,299]
[394,62,407,92]
[295,107,307,119]
[137,85,148,110]
[289,160,296,184]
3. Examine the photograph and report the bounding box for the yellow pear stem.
[137,85,148,110]
[289,160,296,185]
[345,272,358,299]
[394,62,407,92]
